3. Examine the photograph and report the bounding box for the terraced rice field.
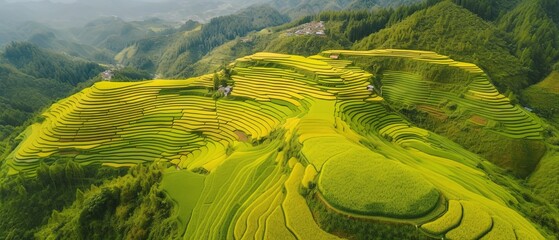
[421,200,462,235]
[3,49,546,239]
[335,98,541,238]
[420,200,521,239]
[322,49,544,140]
[5,77,296,176]
[379,70,543,139]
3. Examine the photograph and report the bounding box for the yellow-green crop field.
[317,142,441,218]
[5,49,548,239]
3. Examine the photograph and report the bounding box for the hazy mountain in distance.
[0,0,267,28]
[0,0,423,29]
[268,0,424,18]
[0,0,269,49]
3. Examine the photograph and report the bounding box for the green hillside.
[3,42,102,85]
[2,49,557,239]
[0,42,103,143]
[523,71,559,123]
[523,68,559,209]
[0,21,68,47]
[498,0,559,84]
[117,6,289,78]
[353,1,529,92]
[70,17,178,53]
[114,21,200,72]
[27,31,113,63]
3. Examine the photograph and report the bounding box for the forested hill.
[143,5,289,77]
[0,0,269,29]
[132,0,557,93]
[353,0,559,92]
[353,1,529,91]
[268,0,424,18]
[0,42,103,141]
[70,17,176,53]
[498,0,559,84]
[3,42,101,85]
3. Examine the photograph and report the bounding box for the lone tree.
[213,66,233,91]
[213,72,220,91]
[223,66,232,80]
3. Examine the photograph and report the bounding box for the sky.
[4,0,172,2]
[5,0,77,2]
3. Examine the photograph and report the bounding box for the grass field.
[523,71,559,127]
[160,170,206,235]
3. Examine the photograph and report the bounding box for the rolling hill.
[0,42,103,143]
[137,0,438,78]
[353,1,529,92]
[124,5,289,77]
[2,0,559,239]
[3,49,558,239]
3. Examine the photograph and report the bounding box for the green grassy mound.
[523,71,559,125]
[160,170,206,235]
[318,147,440,218]
[529,152,559,206]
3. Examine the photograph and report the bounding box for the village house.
[218,85,233,96]
[101,70,114,81]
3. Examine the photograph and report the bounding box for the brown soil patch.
[469,115,488,126]
[234,130,248,142]
[417,105,448,121]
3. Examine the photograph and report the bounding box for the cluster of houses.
[286,21,326,36]
[100,64,125,81]
[101,70,114,81]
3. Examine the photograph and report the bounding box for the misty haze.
[0,0,265,27]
